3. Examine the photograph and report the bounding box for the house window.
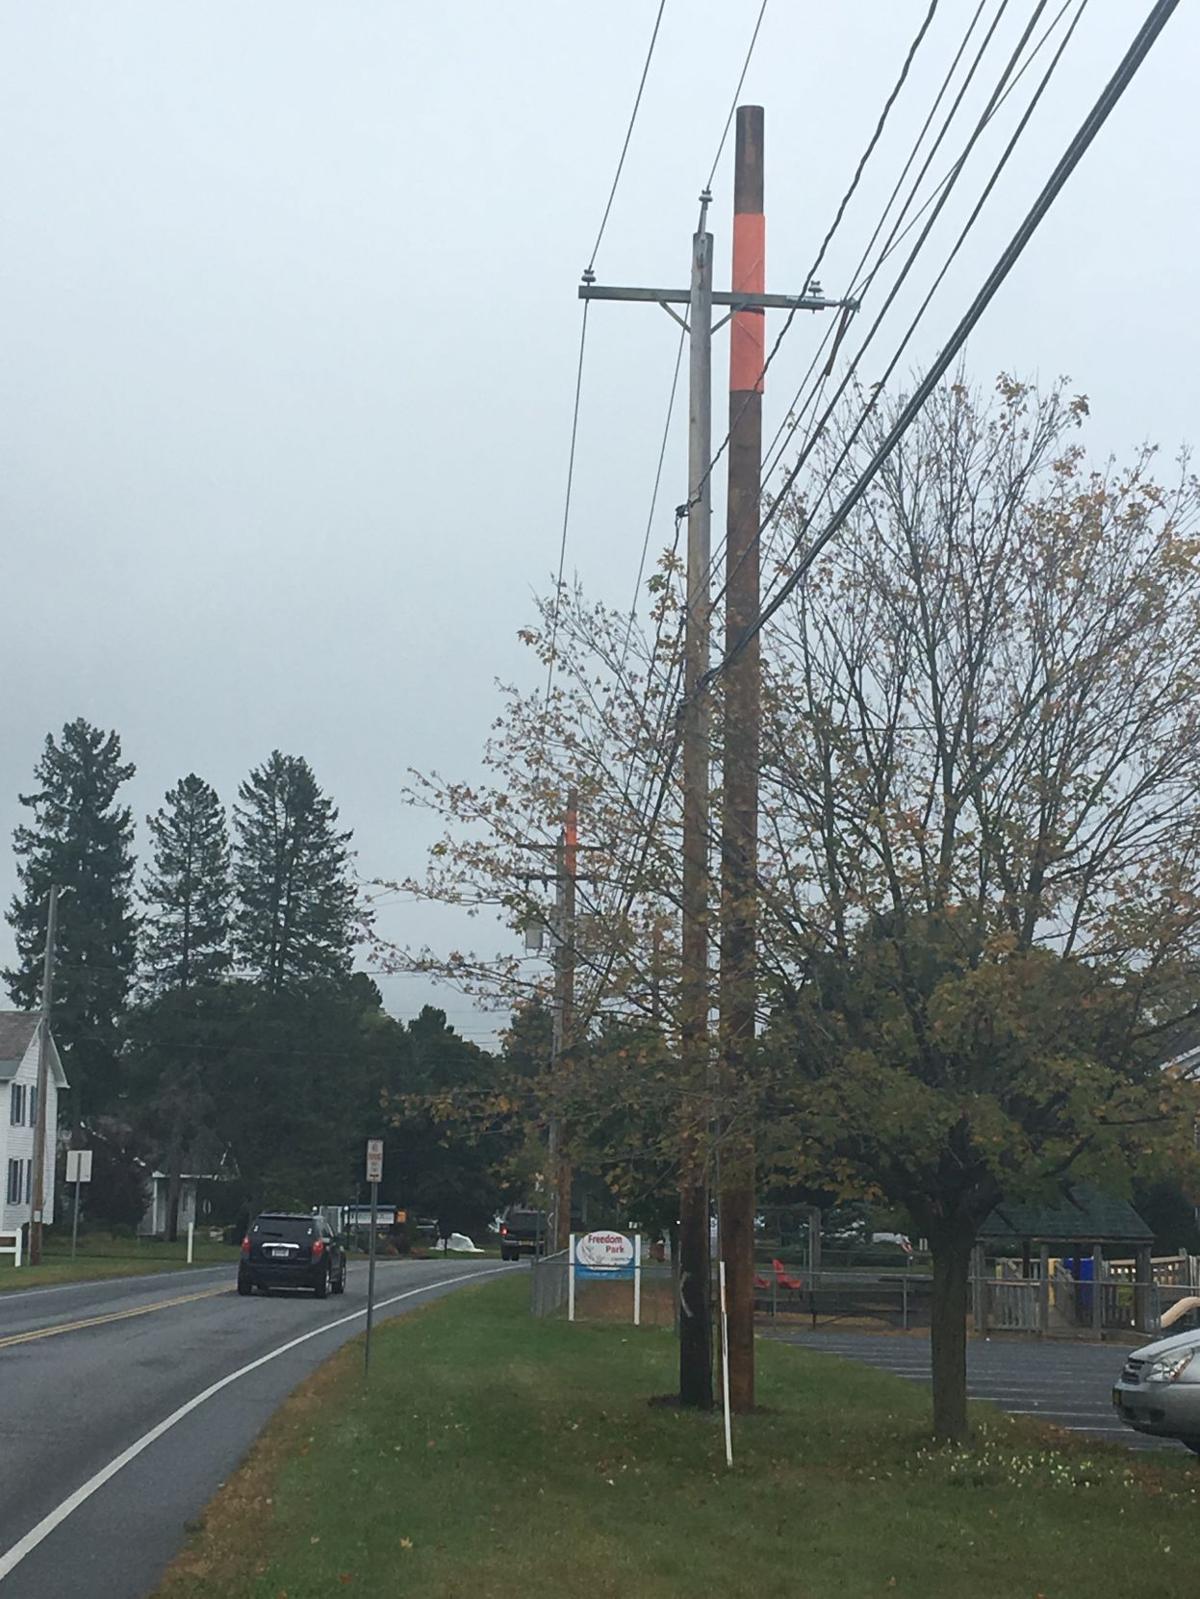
[6,1160,21,1205]
[29,1085,37,1130]
[9,1084,24,1126]
[24,1162,32,1204]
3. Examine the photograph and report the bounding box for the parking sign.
[365,1138,384,1184]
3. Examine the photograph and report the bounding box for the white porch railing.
[0,1230,23,1268]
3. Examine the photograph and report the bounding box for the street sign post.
[364,1139,383,1374]
[65,1149,93,1261]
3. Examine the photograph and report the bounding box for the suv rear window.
[507,1211,542,1229]
[252,1217,315,1243]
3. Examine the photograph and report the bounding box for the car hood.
[1128,1327,1200,1363]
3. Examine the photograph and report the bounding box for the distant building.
[0,1011,67,1234]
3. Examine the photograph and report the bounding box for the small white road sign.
[365,1138,384,1184]
[65,1149,93,1184]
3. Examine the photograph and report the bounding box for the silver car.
[1113,1328,1200,1451]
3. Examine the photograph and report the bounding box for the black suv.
[499,1206,548,1261]
[238,1212,347,1298]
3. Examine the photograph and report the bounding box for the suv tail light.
[312,1238,325,1258]
[500,1225,508,1236]
[240,1235,250,1256]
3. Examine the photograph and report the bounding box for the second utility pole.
[678,200,715,1409]
[549,789,577,1252]
[28,884,61,1268]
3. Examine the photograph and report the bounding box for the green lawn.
[157,1277,1200,1599]
[0,1233,239,1291]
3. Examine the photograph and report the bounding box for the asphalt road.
[765,1326,1187,1453]
[0,1256,512,1598]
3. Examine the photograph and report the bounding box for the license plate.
[269,1247,291,1259]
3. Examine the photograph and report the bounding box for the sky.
[1,1,1196,1045]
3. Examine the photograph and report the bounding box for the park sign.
[575,1230,635,1281]
[365,1138,383,1185]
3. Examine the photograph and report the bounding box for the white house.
[138,1168,226,1238]
[0,1011,67,1234]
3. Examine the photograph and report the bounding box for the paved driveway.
[764,1327,1188,1453]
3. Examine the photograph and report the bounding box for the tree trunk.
[929,1219,975,1442]
[678,1179,712,1409]
[720,1178,756,1413]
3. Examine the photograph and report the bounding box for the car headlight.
[1146,1351,1196,1384]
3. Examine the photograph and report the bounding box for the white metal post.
[719,1259,733,1467]
[187,1220,195,1265]
[568,1233,576,1323]
[633,1234,642,1327]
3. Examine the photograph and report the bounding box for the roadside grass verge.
[0,1234,238,1291]
[157,1277,1199,1599]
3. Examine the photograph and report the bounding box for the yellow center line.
[0,1285,231,1351]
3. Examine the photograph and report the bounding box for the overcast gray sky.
[1,1,1196,1042]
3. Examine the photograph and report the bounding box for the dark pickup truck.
[499,1207,548,1261]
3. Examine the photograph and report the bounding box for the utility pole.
[549,789,577,1252]
[29,885,61,1267]
[719,105,764,1414]
[580,141,850,1411]
[677,203,715,1409]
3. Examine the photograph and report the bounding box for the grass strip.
[157,1276,1200,1599]
[0,1239,238,1292]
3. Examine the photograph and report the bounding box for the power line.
[706,0,1059,628]
[585,0,669,275]
[702,0,1181,695]
[547,2,669,710]
[621,326,687,671]
[705,1,769,196]
[544,301,590,709]
[752,0,1088,613]
[759,0,995,488]
[689,0,942,533]
[760,0,1087,498]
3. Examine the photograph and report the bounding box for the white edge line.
[0,1264,231,1305]
[0,1264,511,1582]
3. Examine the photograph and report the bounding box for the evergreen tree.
[232,752,356,990]
[5,718,138,1120]
[142,774,232,990]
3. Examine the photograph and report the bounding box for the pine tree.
[232,751,356,990]
[142,775,231,990]
[5,718,138,1120]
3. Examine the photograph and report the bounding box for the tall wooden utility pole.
[581,162,849,1410]
[29,884,61,1267]
[549,789,577,1252]
[719,105,765,1414]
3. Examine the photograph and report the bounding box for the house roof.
[0,1011,69,1088]
[978,1184,1154,1245]
[0,1011,40,1069]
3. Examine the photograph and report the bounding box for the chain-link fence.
[754,1269,933,1330]
[531,1254,679,1326]
[530,1250,570,1318]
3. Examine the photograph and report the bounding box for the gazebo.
[975,1185,1156,1335]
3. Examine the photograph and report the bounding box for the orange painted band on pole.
[565,804,578,882]
[730,211,765,394]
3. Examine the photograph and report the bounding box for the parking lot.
[764,1327,1188,1453]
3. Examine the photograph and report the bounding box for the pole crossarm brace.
[580,283,859,314]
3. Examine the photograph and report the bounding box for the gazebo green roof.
[977,1185,1153,1246]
